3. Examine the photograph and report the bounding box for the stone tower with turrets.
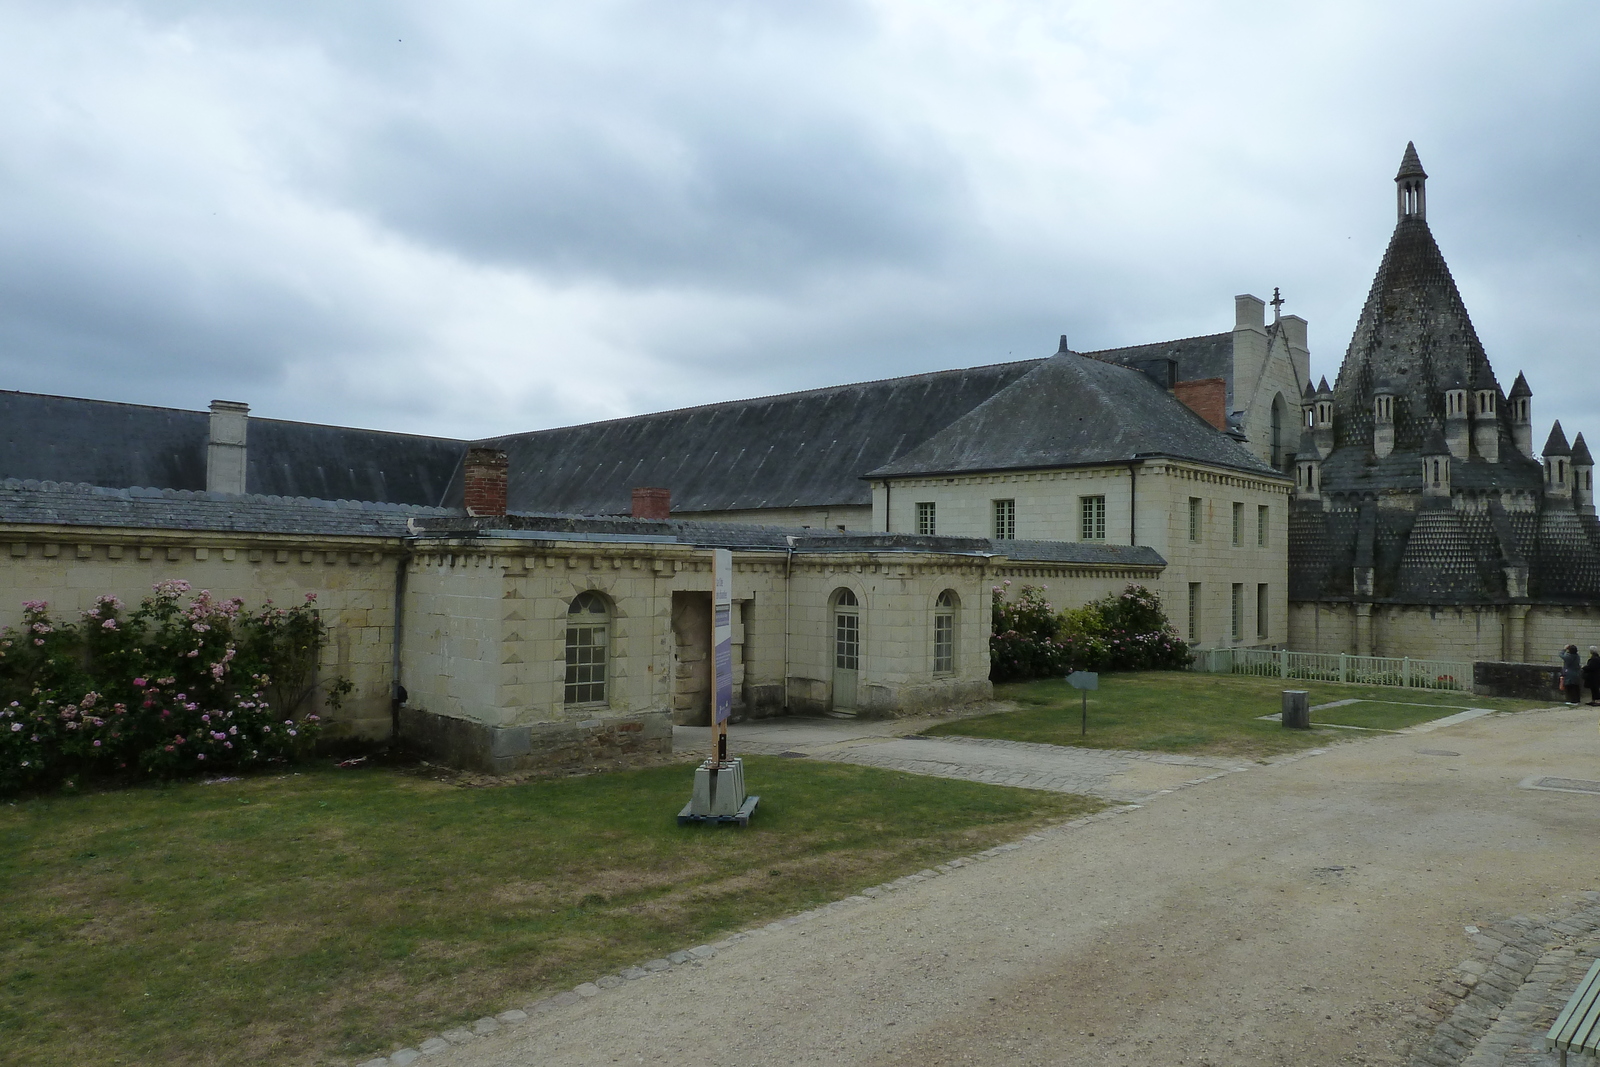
[1287,143,1600,661]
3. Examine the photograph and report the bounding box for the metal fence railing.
[1195,647,1472,693]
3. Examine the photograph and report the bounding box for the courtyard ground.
[428,700,1600,1067]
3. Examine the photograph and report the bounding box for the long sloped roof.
[866,352,1282,479]
[0,390,466,506]
[485,361,1042,514]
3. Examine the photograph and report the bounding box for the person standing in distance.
[1584,646,1600,707]
[1560,644,1582,705]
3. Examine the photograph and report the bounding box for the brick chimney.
[631,487,671,519]
[463,448,508,517]
[1173,378,1228,431]
[206,400,249,495]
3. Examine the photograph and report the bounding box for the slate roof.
[866,352,1283,479]
[0,478,448,537]
[1289,145,1600,606]
[0,390,466,507]
[482,361,1042,515]
[993,540,1166,567]
[1081,332,1236,406]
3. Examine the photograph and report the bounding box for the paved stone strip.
[1402,891,1600,1067]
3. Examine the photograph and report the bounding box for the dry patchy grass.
[0,756,1099,1066]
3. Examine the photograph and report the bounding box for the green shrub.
[991,582,1191,681]
[0,580,343,794]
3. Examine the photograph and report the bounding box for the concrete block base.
[398,706,672,774]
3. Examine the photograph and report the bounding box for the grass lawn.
[924,671,1554,759]
[0,756,1100,1067]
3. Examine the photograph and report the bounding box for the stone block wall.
[1472,661,1562,700]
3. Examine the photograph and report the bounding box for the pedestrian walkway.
[675,714,1249,802]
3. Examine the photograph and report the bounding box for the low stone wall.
[399,706,672,774]
[1472,661,1562,701]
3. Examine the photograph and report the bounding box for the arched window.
[933,590,958,674]
[565,592,610,704]
[831,588,861,711]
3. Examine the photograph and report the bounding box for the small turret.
[1573,433,1595,515]
[1420,423,1451,498]
[1372,381,1396,459]
[1396,142,1427,222]
[1295,429,1323,502]
[1543,421,1572,499]
[1471,365,1499,463]
[1300,381,1317,434]
[1509,372,1534,459]
[1442,368,1469,460]
[1312,376,1334,456]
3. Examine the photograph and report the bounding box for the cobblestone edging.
[1404,891,1600,1067]
[353,749,1329,1065]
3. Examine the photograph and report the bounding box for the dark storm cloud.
[0,0,1597,445]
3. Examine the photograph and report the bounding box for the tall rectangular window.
[1256,583,1269,639]
[993,498,1015,540]
[1187,583,1201,643]
[1080,495,1106,541]
[1257,505,1269,547]
[916,501,936,536]
[1232,502,1243,546]
[1188,497,1203,543]
[1230,583,1243,642]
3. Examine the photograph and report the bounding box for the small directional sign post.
[1066,670,1099,737]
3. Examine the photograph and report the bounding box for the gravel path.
[370,704,1600,1067]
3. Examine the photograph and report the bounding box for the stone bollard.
[1281,690,1310,729]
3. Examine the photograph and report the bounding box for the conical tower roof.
[1396,141,1427,180]
[1330,144,1501,454]
[1573,432,1593,466]
[1542,421,1571,457]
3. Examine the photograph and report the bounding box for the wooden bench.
[1547,958,1600,1066]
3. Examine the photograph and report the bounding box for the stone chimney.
[631,487,671,520]
[1372,385,1396,459]
[1573,433,1594,515]
[1173,378,1228,431]
[206,400,249,495]
[1542,422,1572,501]
[1509,372,1534,459]
[1312,377,1335,457]
[1471,373,1500,463]
[463,448,508,517]
[1420,424,1451,498]
[1443,375,1470,461]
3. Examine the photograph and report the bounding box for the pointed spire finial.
[1270,287,1284,321]
[1395,141,1427,181]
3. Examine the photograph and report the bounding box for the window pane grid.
[1257,505,1268,547]
[1187,582,1200,643]
[1231,502,1243,546]
[1080,495,1106,541]
[916,502,936,536]
[564,624,607,703]
[993,499,1015,540]
[1188,497,1202,542]
[933,613,954,673]
[1230,583,1243,642]
[835,612,860,670]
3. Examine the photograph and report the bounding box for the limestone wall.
[875,460,1292,649]
[1289,600,1600,663]
[682,505,873,531]
[0,528,404,739]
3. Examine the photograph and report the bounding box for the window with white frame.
[993,499,1015,540]
[1230,583,1243,642]
[1187,583,1201,643]
[1232,502,1243,546]
[1188,497,1203,543]
[564,592,610,704]
[916,501,936,536]
[933,590,957,674]
[1257,505,1269,547]
[1080,495,1106,541]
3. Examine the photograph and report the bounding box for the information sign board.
[713,549,733,726]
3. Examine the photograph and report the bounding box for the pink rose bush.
[0,582,346,794]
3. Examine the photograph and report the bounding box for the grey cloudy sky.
[1,0,1596,448]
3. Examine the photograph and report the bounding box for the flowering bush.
[0,581,347,795]
[990,582,1191,682]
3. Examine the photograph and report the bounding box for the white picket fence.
[1194,647,1473,693]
